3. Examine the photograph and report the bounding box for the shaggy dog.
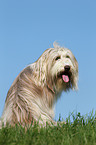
[0,43,78,128]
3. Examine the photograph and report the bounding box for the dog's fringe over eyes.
[0,43,78,128]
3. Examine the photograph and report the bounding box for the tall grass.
[0,111,96,145]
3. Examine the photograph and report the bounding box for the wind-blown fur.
[0,43,78,128]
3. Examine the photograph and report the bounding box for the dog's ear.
[35,48,54,86]
[74,60,78,90]
[73,77,78,90]
[72,70,78,91]
[35,56,47,86]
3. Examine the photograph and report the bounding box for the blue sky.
[0,0,96,121]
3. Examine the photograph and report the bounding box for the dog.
[0,43,78,128]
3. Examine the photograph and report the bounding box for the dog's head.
[36,44,78,93]
[45,46,78,93]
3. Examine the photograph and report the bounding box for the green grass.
[0,112,96,145]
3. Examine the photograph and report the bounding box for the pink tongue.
[62,75,69,83]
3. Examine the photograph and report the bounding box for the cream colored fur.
[0,43,78,128]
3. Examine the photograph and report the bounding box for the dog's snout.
[64,65,70,71]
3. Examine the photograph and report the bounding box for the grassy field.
[0,112,96,145]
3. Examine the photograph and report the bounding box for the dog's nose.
[64,65,70,71]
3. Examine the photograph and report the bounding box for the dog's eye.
[55,56,61,60]
[66,55,70,59]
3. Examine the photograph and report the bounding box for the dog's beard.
[50,68,75,93]
[57,69,73,91]
[57,69,72,83]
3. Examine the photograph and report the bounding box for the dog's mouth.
[57,70,72,83]
[62,74,69,83]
